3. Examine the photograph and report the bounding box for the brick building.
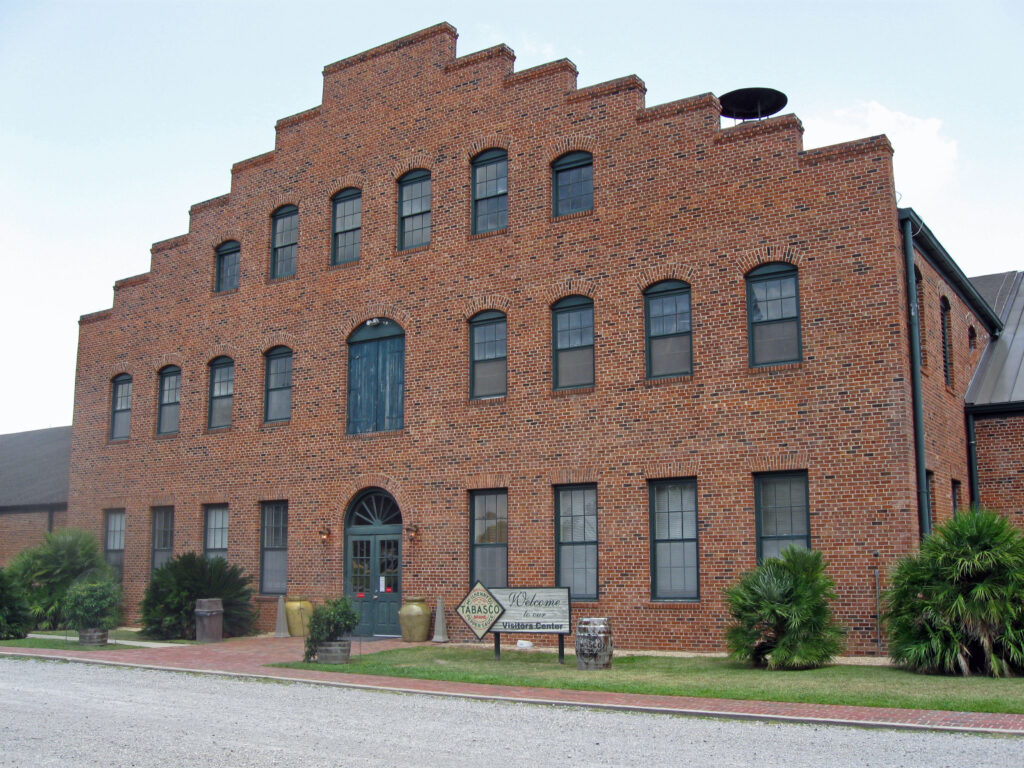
[63,24,1021,652]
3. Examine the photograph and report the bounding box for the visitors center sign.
[456,583,571,639]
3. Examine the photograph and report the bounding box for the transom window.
[157,366,181,435]
[552,151,593,217]
[207,356,234,429]
[347,319,405,434]
[470,489,508,588]
[204,504,228,559]
[398,170,431,250]
[331,188,362,264]
[755,472,810,561]
[552,296,594,389]
[645,280,692,378]
[264,346,293,423]
[215,241,240,292]
[110,374,132,441]
[270,205,298,279]
[470,310,507,398]
[649,479,699,600]
[555,484,598,600]
[260,501,288,595]
[472,149,508,234]
[151,506,174,572]
[746,263,801,366]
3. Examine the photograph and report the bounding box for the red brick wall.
[0,508,65,567]
[976,414,1024,518]
[66,24,992,652]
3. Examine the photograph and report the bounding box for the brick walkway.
[3,636,1022,736]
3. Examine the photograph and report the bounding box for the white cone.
[431,596,449,643]
[274,595,289,637]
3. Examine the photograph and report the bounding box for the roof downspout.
[966,411,979,509]
[902,218,931,537]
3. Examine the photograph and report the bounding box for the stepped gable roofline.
[899,207,1002,336]
[445,44,515,74]
[0,426,71,508]
[322,22,457,76]
[967,271,1024,410]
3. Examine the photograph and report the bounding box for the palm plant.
[725,547,845,670]
[0,567,32,640]
[884,508,1024,677]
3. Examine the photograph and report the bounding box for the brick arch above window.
[154,353,186,371]
[259,334,298,356]
[326,177,368,200]
[336,475,415,525]
[544,134,598,164]
[539,277,596,307]
[465,135,511,161]
[747,453,809,473]
[461,295,512,322]
[737,244,804,276]
[389,155,436,181]
[342,302,412,334]
[211,232,243,248]
[548,466,601,485]
[634,264,696,292]
[204,346,242,366]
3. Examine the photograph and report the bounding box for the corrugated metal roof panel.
[968,271,1024,407]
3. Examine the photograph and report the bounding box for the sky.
[1,0,1021,435]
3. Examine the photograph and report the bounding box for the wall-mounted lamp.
[407,524,420,541]
[318,525,331,543]
[365,317,381,327]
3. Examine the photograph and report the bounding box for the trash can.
[195,598,224,643]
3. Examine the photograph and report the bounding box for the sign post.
[456,583,571,664]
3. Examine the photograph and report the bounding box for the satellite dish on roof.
[719,88,788,120]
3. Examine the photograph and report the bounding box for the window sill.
[646,599,701,607]
[266,273,297,285]
[106,438,129,446]
[203,426,232,436]
[569,598,599,604]
[468,395,507,406]
[468,227,508,241]
[154,432,178,440]
[344,428,408,440]
[550,386,594,398]
[261,419,291,431]
[551,209,593,223]
[213,288,238,296]
[396,244,430,256]
[255,594,283,602]
[329,259,360,270]
[642,373,693,388]
[747,361,802,374]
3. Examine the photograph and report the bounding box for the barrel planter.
[575,618,613,670]
[78,628,108,646]
[317,639,352,664]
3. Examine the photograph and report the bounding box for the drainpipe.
[902,218,931,538]
[966,411,980,509]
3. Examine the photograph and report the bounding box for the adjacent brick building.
[62,24,1020,652]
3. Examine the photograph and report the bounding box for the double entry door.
[346,533,401,636]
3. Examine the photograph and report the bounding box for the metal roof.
[967,271,1024,409]
[0,426,71,508]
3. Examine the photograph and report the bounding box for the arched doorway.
[345,488,402,636]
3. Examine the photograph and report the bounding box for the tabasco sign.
[456,582,505,639]
[456,583,570,639]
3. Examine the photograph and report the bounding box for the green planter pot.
[318,639,351,664]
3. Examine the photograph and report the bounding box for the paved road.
[1,658,1019,767]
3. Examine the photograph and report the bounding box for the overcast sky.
[1,0,1021,435]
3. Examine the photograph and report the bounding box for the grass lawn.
[0,637,143,651]
[274,646,1024,714]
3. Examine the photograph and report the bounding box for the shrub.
[63,579,121,631]
[884,509,1024,677]
[304,597,360,662]
[140,553,256,640]
[725,547,845,670]
[0,568,32,640]
[6,528,112,629]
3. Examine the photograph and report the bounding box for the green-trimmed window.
[264,346,292,423]
[204,504,228,559]
[552,151,593,217]
[270,205,298,279]
[331,188,361,264]
[104,508,125,582]
[260,501,287,595]
[470,489,508,588]
[552,295,594,389]
[207,356,234,429]
[347,319,404,434]
[755,471,809,561]
[398,170,431,250]
[110,374,132,441]
[157,366,180,435]
[555,484,598,600]
[215,241,240,292]
[151,506,174,572]
[746,263,801,366]
[645,280,692,378]
[940,297,953,387]
[470,310,507,398]
[649,479,698,600]
[472,149,508,234]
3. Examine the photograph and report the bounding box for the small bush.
[884,508,1024,677]
[725,547,845,670]
[0,568,32,640]
[6,529,112,629]
[63,579,121,631]
[141,553,256,640]
[304,597,360,662]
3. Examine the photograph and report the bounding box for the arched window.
[270,205,298,279]
[347,319,404,434]
[968,325,978,351]
[214,241,240,292]
[915,267,927,366]
[207,356,234,429]
[746,263,800,366]
[398,170,431,250]
[552,151,593,216]
[110,374,132,440]
[469,310,507,398]
[552,295,594,389]
[264,347,292,423]
[940,297,953,387]
[331,188,362,264]
[645,280,692,378]
[157,366,181,435]
[471,149,508,234]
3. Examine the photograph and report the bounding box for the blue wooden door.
[347,334,404,434]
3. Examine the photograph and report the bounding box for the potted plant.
[304,596,359,664]
[62,579,121,645]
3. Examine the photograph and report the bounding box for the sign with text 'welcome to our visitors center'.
[456,583,570,639]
